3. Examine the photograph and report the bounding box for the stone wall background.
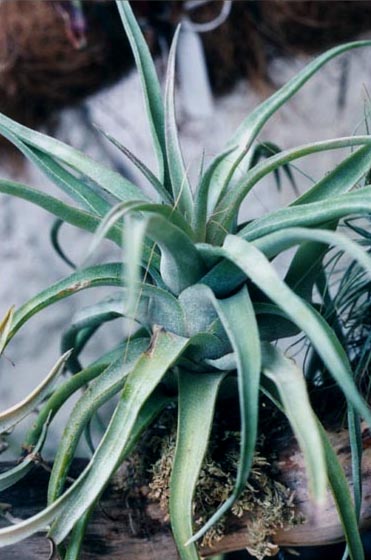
[1,47,371,457]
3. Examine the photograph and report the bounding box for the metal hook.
[183,0,232,33]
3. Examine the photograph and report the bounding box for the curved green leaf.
[187,285,261,544]
[0,180,121,245]
[0,351,71,434]
[23,361,111,451]
[164,26,193,219]
[85,199,193,265]
[193,148,234,242]
[0,129,111,216]
[48,329,189,543]
[199,258,245,297]
[210,235,371,426]
[261,343,326,503]
[239,186,371,241]
[249,141,298,194]
[7,263,124,347]
[0,374,175,548]
[61,285,185,368]
[0,113,147,204]
[144,215,206,295]
[207,40,371,211]
[254,227,371,274]
[47,338,149,503]
[319,424,365,560]
[292,144,371,206]
[0,415,50,492]
[63,385,172,560]
[63,507,93,560]
[116,1,166,184]
[93,125,172,203]
[60,294,127,367]
[50,219,76,269]
[170,371,225,560]
[209,136,371,243]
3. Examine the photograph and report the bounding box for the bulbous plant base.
[1,426,370,559]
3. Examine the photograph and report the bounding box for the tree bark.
[1,425,371,559]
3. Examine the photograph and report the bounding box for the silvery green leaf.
[170,371,225,560]
[47,338,149,503]
[239,186,371,241]
[261,343,326,503]
[0,331,188,547]
[0,114,147,205]
[164,26,194,219]
[187,286,261,544]
[206,40,371,213]
[0,414,50,492]
[209,136,371,243]
[116,1,167,184]
[0,352,71,434]
[319,424,365,560]
[214,235,371,426]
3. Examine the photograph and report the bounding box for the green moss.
[117,409,302,559]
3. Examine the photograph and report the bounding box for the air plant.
[1,2,371,559]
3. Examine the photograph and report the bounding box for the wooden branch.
[1,425,371,559]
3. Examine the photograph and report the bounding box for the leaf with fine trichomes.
[0,351,71,434]
[261,343,327,503]
[0,114,148,205]
[253,227,371,272]
[60,295,128,373]
[262,145,371,302]
[23,361,110,450]
[164,26,193,219]
[2,6,371,556]
[207,39,371,212]
[6,264,124,348]
[262,384,364,560]
[115,0,167,185]
[199,184,371,294]
[186,285,261,544]
[0,414,50,492]
[48,330,189,543]
[209,135,371,243]
[88,200,194,249]
[0,179,120,244]
[63,386,172,560]
[47,337,149,503]
[239,186,371,242]
[170,371,225,560]
[203,235,371,426]
[93,125,172,204]
[0,129,111,217]
[122,213,148,320]
[0,376,175,548]
[60,286,185,369]
[145,216,206,295]
[193,148,234,242]
[293,144,371,206]
[319,423,365,560]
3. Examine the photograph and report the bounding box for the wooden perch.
[1,425,371,559]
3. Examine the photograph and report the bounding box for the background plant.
[1,2,371,559]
